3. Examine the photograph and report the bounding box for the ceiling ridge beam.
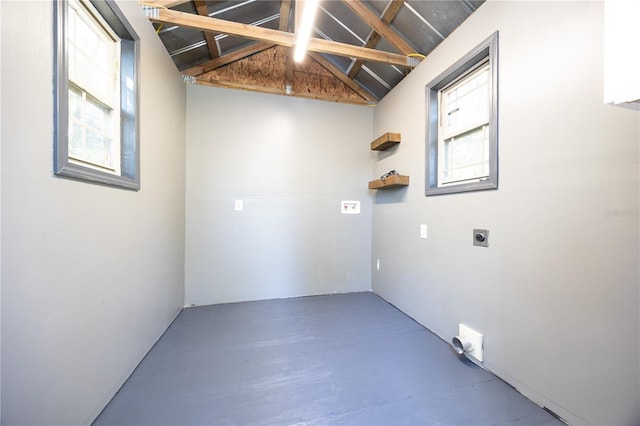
[148,8,418,68]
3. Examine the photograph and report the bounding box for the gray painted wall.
[185,86,373,305]
[372,1,640,425]
[0,1,3,420]
[0,1,186,424]
[1,1,637,425]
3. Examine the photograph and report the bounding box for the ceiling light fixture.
[293,0,320,63]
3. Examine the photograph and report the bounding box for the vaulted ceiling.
[140,0,484,105]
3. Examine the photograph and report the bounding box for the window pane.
[68,86,116,170]
[84,97,107,131]
[69,87,83,120]
[68,120,83,159]
[85,128,112,166]
[443,65,490,137]
[67,1,118,105]
[443,125,489,184]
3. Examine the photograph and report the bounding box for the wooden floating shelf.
[368,174,410,189]
[370,132,401,151]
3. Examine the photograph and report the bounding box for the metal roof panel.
[406,0,477,37]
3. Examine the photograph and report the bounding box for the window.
[54,0,140,189]
[426,32,498,196]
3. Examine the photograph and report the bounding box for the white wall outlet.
[457,323,484,362]
[420,224,428,239]
[234,199,243,211]
[341,200,360,214]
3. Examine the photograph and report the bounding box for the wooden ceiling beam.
[140,0,189,8]
[148,8,417,68]
[342,0,414,56]
[348,0,406,79]
[183,41,275,76]
[193,0,220,59]
[308,52,376,103]
[279,0,293,32]
[195,77,371,106]
[280,0,294,90]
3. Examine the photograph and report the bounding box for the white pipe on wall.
[451,335,473,355]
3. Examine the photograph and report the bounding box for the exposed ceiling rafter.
[279,0,293,32]
[193,0,220,59]
[348,0,406,79]
[183,41,275,76]
[141,0,189,8]
[308,52,376,102]
[147,8,420,69]
[341,0,414,56]
[281,0,294,91]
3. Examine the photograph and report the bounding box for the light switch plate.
[420,224,428,239]
[235,200,243,211]
[341,200,360,214]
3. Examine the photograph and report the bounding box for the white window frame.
[426,32,498,196]
[54,0,140,190]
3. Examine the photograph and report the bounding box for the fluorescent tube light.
[293,0,319,62]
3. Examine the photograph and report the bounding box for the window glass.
[442,125,489,184]
[68,85,118,171]
[441,64,489,138]
[67,1,118,105]
[439,63,491,185]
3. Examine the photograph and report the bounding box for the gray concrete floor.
[93,292,563,425]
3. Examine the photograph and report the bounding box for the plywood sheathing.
[197,46,372,105]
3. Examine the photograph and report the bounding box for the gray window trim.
[54,0,140,190]
[425,31,498,196]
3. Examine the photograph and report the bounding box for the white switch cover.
[420,224,428,239]
[341,200,360,214]
[234,200,243,211]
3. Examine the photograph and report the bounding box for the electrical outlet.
[341,200,360,214]
[235,200,243,211]
[473,229,489,247]
[420,224,428,239]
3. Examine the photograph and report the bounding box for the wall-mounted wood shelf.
[368,174,410,189]
[370,132,401,151]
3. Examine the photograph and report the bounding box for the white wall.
[372,1,639,425]
[185,86,373,305]
[0,1,3,420]
[0,1,186,425]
